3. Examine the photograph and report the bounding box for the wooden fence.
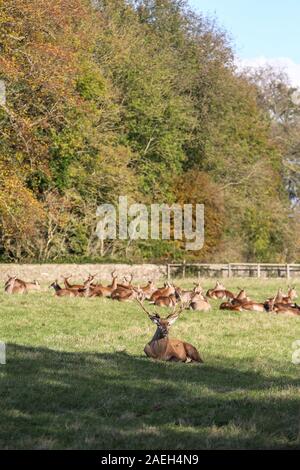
[166,263,300,280]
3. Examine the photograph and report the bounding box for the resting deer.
[219,288,252,311]
[112,286,144,302]
[62,274,96,290]
[267,288,283,304]
[119,274,134,289]
[63,276,84,290]
[141,280,156,300]
[206,281,234,300]
[136,299,203,363]
[5,275,41,293]
[230,289,251,306]
[151,289,181,307]
[219,301,244,312]
[189,291,211,312]
[92,271,119,297]
[150,282,175,302]
[238,301,266,312]
[25,280,41,291]
[5,276,28,294]
[49,281,76,297]
[175,283,203,304]
[282,286,298,304]
[265,299,300,317]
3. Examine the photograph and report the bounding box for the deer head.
[288,286,297,299]
[5,275,17,289]
[5,275,16,287]
[136,299,186,338]
[236,288,247,300]
[215,280,225,290]
[274,288,283,302]
[49,280,59,290]
[193,283,203,294]
[85,274,96,285]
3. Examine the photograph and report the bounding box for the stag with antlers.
[136,299,203,363]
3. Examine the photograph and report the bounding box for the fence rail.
[166,263,300,280]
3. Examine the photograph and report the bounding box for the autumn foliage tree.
[0,0,298,262]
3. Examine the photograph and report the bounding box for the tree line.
[0,0,299,263]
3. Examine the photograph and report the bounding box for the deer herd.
[3,273,299,364]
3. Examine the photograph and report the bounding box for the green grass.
[0,278,300,449]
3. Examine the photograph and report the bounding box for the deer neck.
[6,280,15,294]
[64,279,71,288]
[110,277,118,289]
[151,328,168,342]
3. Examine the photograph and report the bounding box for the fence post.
[182,260,186,279]
[228,263,232,278]
[257,264,261,278]
[167,264,171,281]
[286,264,290,280]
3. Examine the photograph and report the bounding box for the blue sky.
[189,0,300,86]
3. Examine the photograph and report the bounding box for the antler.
[136,298,160,319]
[124,274,133,284]
[165,295,188,322]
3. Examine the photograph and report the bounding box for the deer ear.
[167,315,179,326]
[149,314,160,325]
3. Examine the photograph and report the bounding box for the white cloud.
[238,56,300,89]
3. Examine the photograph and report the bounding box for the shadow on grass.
[0,344,299,449]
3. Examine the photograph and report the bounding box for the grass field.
[0,278,299,449]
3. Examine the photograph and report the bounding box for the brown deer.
[72,277,96,298]
[206,281,234,300]
[230,289,251,306]
[282,286,298,304]
[151,290,180,307]
[219,288,252,311]
[62,274,96,290]
[136,299,203,363]
[5,276,41,293]
[62,276,83,290]
[119,274,134,288]
[24,280,41,291]
[110,282,134,300]
[150,282,175,302]
[219,301,244,312]
[49,281,76,297]
[91,271,119,297]
[267,288,283,304]
[189,291,211,312]
[265,299,300,317]
[238,301,266,312]
[4,276,27,294]
[140,280,156,300]
[212,280,226,291]
[112,286,144,302]
[174,283,202,304]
